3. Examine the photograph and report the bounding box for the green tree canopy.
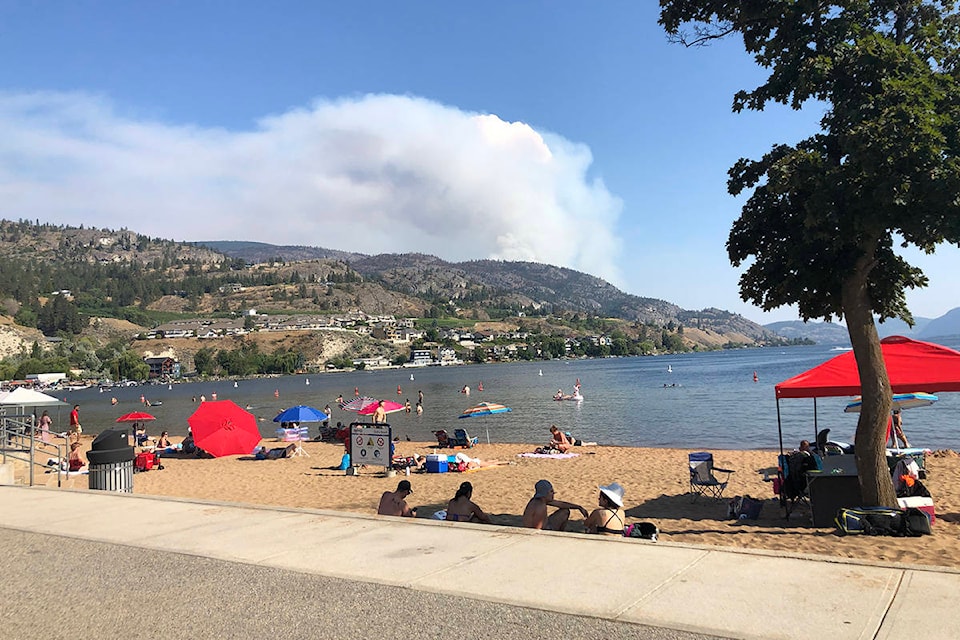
[660,0,960,506]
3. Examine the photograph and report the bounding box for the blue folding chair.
[688,452,734,501]
[452,428,479,448]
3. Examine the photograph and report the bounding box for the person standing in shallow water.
[890,409,910,448]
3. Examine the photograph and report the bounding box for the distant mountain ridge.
[764,310,960,343]
[202,241,781,341]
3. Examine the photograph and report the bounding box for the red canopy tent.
[774,336,960,452]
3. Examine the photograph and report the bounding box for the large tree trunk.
[842,273,897,507]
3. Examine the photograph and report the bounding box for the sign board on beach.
[349,423,391,468]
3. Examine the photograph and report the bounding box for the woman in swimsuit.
[67,442,87,472]
[155,431,172,449]
[584,482,626,536]
[445,481,491,524]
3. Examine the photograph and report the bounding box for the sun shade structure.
[773,336,960,453]
[115,411,156,423]
[458,402,512,418]
[776,336,960,399]
[357,400,405,416]
[458,401,512,444]
[843,392,938,414]
[338,396,377,412]
[272,405,329,423]
[187,400,262,458]
[0,388,67,406]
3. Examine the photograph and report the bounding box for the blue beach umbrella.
[843,392,939,413]
[272,405,329,423]
[458,401,512,418]
[458,401,512,444]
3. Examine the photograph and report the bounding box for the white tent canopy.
[0,387,68,407]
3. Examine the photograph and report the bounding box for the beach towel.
[517,452,579,459]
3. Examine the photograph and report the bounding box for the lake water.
[53,341,960,451]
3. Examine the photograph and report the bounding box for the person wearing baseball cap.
[584,482,626,536]
[522,479,587,531]
[377,479,417,517]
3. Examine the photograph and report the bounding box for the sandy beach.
[42,437,960,568]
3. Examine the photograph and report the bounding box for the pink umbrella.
[357,400,405,416]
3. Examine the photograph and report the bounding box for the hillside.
[0,220,786,354]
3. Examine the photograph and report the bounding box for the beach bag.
[834,507,905,536]
[624,522,658,541]
[903,507,932,536]
[728,495,763,520]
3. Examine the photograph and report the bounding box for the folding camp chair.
[778,451,821,518]
[433,430,451,448]
[688,452,734,501]
[452,428,479,448]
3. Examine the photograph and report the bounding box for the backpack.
[625,522,658,541]
[728,495,764,520]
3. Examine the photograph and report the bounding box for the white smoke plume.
[0,91,624,286]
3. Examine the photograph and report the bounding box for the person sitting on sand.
[133,423,151,447]
[522,479,587,531]
[255,443,297,460]
[584,482,626,536]
[67,442,87,472]
[377,480,416,517]
[181,430,197,455]
[549,425,573,453]
[155,431,172,449]
[445,481,492,523]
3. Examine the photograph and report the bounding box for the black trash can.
[88,428,134,493]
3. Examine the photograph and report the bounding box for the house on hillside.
[144,356,181,379]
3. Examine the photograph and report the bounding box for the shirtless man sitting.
[522,479,587,531]
[549,425,573,453]
[377,479,417,517]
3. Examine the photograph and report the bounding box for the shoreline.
[41,437,960,569]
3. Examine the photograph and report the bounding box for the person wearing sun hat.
[377,479,417,517]
[522,479,588,531]
[584,482,626,536]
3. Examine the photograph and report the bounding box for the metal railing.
[1,414,67,487]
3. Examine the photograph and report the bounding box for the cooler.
[425,454,448,473]
[897,496,935,524]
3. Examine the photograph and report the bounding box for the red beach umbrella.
[187,400,262,458]
[357,400,405,416]
[116,411,157,422]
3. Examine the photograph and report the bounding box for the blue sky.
[1,1,956,324]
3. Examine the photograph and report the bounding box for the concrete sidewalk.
[2,486,957,640]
